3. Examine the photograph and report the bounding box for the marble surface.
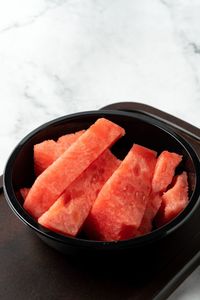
[0,0,200,298]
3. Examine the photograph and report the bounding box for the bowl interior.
[4,110,199,247]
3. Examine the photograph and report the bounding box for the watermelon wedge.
[24,118,125,219]
[20,188,30,200]
[156,171,189,227]
[85,144,157,241]
[34,130,84,176]
[137,193,162,235]
[152,151,182,193]
[38,150,120,236]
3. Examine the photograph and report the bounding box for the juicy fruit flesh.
[152,151,182,193]
[38,150,120,236]
[34,130,84,176]
[20,188,30,200]
[156,172,189,227]
[85,144,157,241]
[23,118,125,219]
[20,117,189,242]
[138,151,184,235]
[137,193,162,235]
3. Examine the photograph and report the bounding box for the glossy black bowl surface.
[3,110,200,255]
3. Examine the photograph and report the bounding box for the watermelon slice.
[34,130,84,176]
[85,144,157,241]
[137,193,162,235]
[156,172,189,227]
[152,151,182,193]
[23,118,125,219]
[38,150,120,236]
[20,188,30,200]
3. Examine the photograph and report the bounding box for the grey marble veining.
[0,1,200,299]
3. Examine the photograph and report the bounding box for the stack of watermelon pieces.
[21,118,189,241]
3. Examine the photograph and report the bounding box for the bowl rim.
[3,109,200,250]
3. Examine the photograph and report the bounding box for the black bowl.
[3,110,200,256]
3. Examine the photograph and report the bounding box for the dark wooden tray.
[0,102,200,300]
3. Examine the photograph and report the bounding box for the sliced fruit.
[34,130,84,176]
[24,118,125,219]
[156,172,189,227]
[38,150,120,236]
[137,193,162,235]
[152,151,182,193]
[85,144,157,241]
[20,188,30,200]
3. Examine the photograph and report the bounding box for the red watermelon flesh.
[24,118,125,219]
[57,130,85,147]
[156,172,189,227]
[85,144,157,241]
[137,193,162,235]
[152,151,182,193]
[38,150,120,236]
[34,130,84,176]
[20,188,30,200]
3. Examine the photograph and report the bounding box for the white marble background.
[0,0,200,299]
